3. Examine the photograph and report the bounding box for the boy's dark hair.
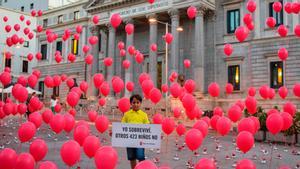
[130,94,142,103]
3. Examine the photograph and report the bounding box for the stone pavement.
[1,116,300,169]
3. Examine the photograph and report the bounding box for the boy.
[121,94,150,169]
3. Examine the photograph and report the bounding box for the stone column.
[80,26,87,57]
[49,43,53,64]
[99,28,108,62]
[193,6,205,93]
[87,26,100,99]
[63,39,69,63]
[107,24,116,92]
[125,19,134,97]
[169,9,179,75]
[148,14,158,88]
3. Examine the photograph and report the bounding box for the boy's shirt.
[122,109,150,124]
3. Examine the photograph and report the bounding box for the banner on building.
[111,122,161,149]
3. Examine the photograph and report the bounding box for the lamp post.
[148,18,183,117]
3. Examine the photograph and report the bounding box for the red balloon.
[14,24,20,31]
[152,113,163,124]
[195,158,216,169]
[93,73,104,88]
[24,27,30,35]
[228,105,242,123]
[236,131,254,153]
[135,160,158,169]
[67,92,79,107]
[210,115,220,130]
[3,16,8,22]
[120,49,126,56]
[104,57,113,67]
[33,70,41,78]
[15,153,35,169]
[187,6,197,19]
[185,129,203,151]
[126,81,134,92]
[110,13,122,28]
[284,2,293,14]
[278,86,288,99]
[278,47,288,61]
[223,43,233,56]
[236,159,256,169]
[5,25,11,32]
[182,93,196,112]
[44,76,54,88]
[125,23,134,35]
[67,53,76,63]
[118,41,125,50]
[243,13,252,25]
[184,79,195,93]
[293,83,300,97]
[225,83,234,94]
[62,114,74,133]
[17,76,27,86]
[294,24,300,37]
[37,25,43,32]
[208,82,220,97]
[100,82,110,96]
[95,115,109,133]
[83,135,101,158]
[60,140,81,167]
[29,139,48,161]
[98,98,106,107]
[142,80,154,95]
[85,54,93,65]
[0,148,17,169]
[273,1,282,12]
[148,0,155,4]
[67,78,75,88]
[161,84,168,93]
[150,43,157,52]
[37,10,43,16]
[26,20,31,26]
[173,107,181,118]
[259,85,270,99]
[52,75,61,87]
[79,81,88,93]
[238,117,256,134]
[28,32,34,39]
[235,26,249,42]
[112,77,124,93]
[88,110,97,122]
[281,112,293,131]
[139,73,150,85]
[0,72,11,86]
[68,108,76,116]
[42,109,53,124]
[278,25,288,37]
[162,118,175,135]
[92,15,99,24]
[74,125,89,146]
[184,59,191,68]
[50,114,65,134]
[150,88,162,104]
[18,122,36,143]
[54,104,61,113]
[94,146,118,169]
[216,116,231,136]
[135,52,144,64]
[28,75,38,88]
[267,113,283,135]
[193,120,209,137]
[170,83,182,98]
[292,2,300,14]
[283,101,296,117]
[118,97,130,113]
[29,112,42,128]
[164,33,173,44]
[18,103,27,115]
[176,124,186,136]
[247,0,256,13]
[38,161,58,169]
[88,36,98,45]
[82,45,90,53]
[245,96,257,115]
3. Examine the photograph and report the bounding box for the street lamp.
[148,18,183,117]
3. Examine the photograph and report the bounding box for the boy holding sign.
[122,94,150,169]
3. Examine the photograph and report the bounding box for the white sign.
[111,0,170,18]
[112,122,161,149]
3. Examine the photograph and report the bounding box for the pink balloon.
[3,16,8,22]
[245,96,257,115]
[293,83,300,97]
[110,13,122,28]
[52,75,61,87]
[224,43,233,56]
[50,114,65,134]
[216,116,231,136]
[185,129,203,151]
[44,76,54,88]
[266,17,276,28]
[5,25,11,32]
[247,0,256,13]
[18,103,27,115]
[104,57,113,67]
[281,112,293,131]
[142,80,154,95]
[122,60,130,69]
[292,2,300,14]
[195,158,216,169]
[125,23,134,35]
[294,24,300,37]
[88,36,98,45]
[268,88,275,99]
[210,115,220,131]
[278,47,288,61]
[135,160,158,169]
[193,120,208,137]
[238,117,256,134]
[182,93,196,112]
[42,109,53,124]
[93,73,104,88]
[187,6,197,19]
[0,148,18,169]
[249,116,260,132]
[236,131,254,153]
[112,77,124,93]
[100,82,110,96]
[98,98,106,107]
[236,159,256,169]
[18,122,36,143]
[67,92,80,107]
[283,101,296,117]
[259,85,269,99]
[228,105,242,123]
[267,109,279,116]
[64,114,75,133]
[162,118,175,135]
[184,59,191,68]
[92,15,99,24]
[213,107,223,116]
[173,107,181,118]
[184,79,195,93]
[118,97,130,113]
[266,113,283,135]
[170,83,182,98]
[273,1,282,12]
[235,26,249,42]
[126,81,134,92]
[148,0,155,4]
[278,25,288,37]
[75,25,82,33]
[150,43,157,52]
[243,13,252,25]
[0,72,11,86]
[67,53,76,63]
[208,82,220,97]
[60,140,81,167]
[83,135,101,158]
[82,45,90,53]
[38,10,43,16]
[150,88,162,104]
[94,146,118,169]
[88,110,97,122]
[152,113,163,124]
[29,112,42,128]
[225,83,234,94]
[29,139,48,161]
[118,41,125,50]
[38,161,58,169]
[79,81,88,93]
[95,115,109,133]
[15,153,35,169]
[176,124,186,136]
